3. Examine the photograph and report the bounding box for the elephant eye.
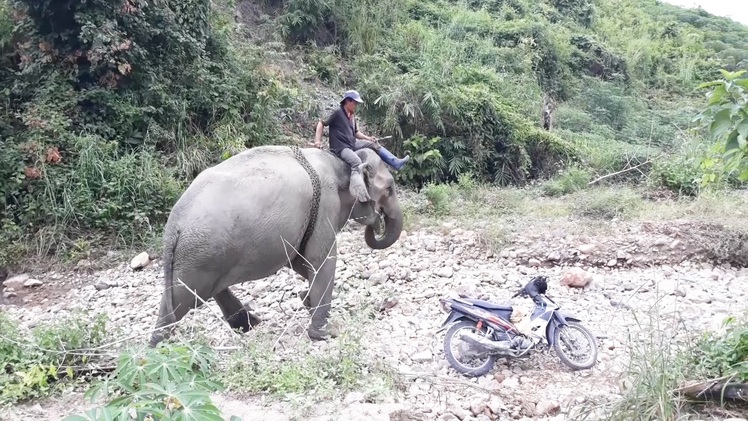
[386,186,393,197]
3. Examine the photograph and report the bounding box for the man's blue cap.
[341,90,364,104]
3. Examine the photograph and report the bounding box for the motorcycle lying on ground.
[437,276,599,377]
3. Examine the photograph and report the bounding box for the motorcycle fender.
[545,311,581,347]
[436,312,468,334]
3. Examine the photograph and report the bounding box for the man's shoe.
[349,164,370,202]
[377,146,410,171]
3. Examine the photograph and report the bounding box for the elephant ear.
[357,149,381,184]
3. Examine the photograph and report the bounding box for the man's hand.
[314,120,325,148]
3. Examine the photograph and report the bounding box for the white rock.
[411,350,433,363]
[129,252,150,270]
[344,391,366,405]
[534,399,560,417]
[578,244,597,254]
[501,377,519,388]
[3,274,29,290]
[369,272,388,285]
[437,267,454,278]
[23,278,43,288]
[470,399,487,416]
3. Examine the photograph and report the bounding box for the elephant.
[148,144,404,347]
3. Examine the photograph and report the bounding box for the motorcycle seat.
[463,298,513,312]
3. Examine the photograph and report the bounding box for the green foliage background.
[1,0,747,265]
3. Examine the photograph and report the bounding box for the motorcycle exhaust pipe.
[461,332,513,354]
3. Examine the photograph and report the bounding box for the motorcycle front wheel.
[553,321,598,370]
[443,320,497,377]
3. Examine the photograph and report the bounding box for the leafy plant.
[66,343,226,421]
[688,314,748,382]
[396,135,445,187]
[422,183,453,216]
[0,0,295,266]
[541,166,591,196]
[0,311,109,404]
[694,69,748,187]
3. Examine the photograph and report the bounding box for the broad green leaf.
[707,84,727,105]
[63,407,124,421]
[697,80,724,89]
[739,169,748,182]
[730,104,745,118]
[720,69,746,81]
[738,117,748,138]
[709,108,733,140]
[725,130,740,152]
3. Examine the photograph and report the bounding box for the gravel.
[2,223,747,420]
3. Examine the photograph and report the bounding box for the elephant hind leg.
[149,271,215,347]
[214,287,261,333]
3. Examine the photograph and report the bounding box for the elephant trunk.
[364,203,403,249]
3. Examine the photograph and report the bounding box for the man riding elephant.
[314,90,410,203]
[148,141,405,347]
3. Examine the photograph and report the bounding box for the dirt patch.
[486,219,748,270]
[2,281,75,310]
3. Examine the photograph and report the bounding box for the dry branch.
[676,378,748,403]
[587,159,652,185]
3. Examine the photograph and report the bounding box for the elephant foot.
[226,306,262,333]
[307,324,339,341]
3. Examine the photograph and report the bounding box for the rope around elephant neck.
[291,146,321,256]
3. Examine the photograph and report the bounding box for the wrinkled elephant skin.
[149,146,404,346]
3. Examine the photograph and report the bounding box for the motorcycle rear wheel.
[553,321,598,370]
[443,320,497,377]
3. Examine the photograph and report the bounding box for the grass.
[0,310,113,406]
[572,306,748,421]
[222,330,396,401]
[0,296,399,418]
[401,181,748,232]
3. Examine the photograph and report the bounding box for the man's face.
[344,100,359,113]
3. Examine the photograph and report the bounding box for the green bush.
[649,156,701,196]
[598,311,748,420]
[0,311,109,404]
[541,166,591,196]
[422,183,453,216]
[66,342,226,421]
[688,314,748,381]
[0,0,293,265]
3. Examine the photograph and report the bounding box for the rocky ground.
[2,220,748,421]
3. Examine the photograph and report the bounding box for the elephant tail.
[161,227,180,327]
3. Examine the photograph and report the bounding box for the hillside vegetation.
[1,0,748,266]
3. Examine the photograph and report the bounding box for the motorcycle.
[437,276,598,377]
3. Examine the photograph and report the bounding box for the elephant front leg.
[214,288,262,333]
[300,256,338,341]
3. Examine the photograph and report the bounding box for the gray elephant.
[148,145,404,347]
